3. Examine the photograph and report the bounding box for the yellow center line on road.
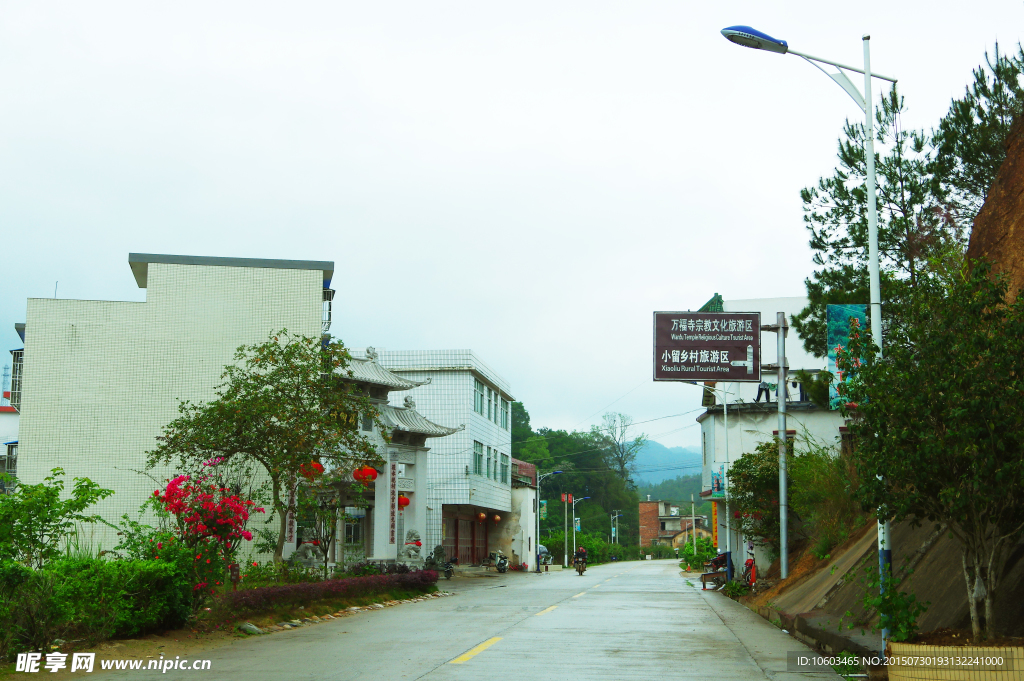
[572,592,586,598]
[449,637,502,664]
[535,606,557,616]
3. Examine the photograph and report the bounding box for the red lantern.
[476,512,486,522]
[398,495,411,508]
[492,514,501,525]
[300,461,324,480]
[362,466,378,482]
[353,468,365,482]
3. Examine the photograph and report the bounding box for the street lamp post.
[720,24,896,649]
[535,470,563,573]
[572,496,590,558]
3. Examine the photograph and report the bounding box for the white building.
[1,353,18,494]
[369,350,526,566]
[326,349,461,566]
[696,295,845,574]
[15,253,330,550]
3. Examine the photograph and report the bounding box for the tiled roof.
[378,404,462,437]
[339,358,429,390]
[698,293,724,312]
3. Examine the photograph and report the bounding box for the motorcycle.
[489,551,509,574]
[573,554,587,576]
[701,551,728,589]
[443,556,455,580]
[741,546,756,587]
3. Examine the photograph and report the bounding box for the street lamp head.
[721,25,788,54]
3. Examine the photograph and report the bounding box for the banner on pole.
[712,501,719,548]
[539,500,548,519]
[826,303,868,409]
[574,517,581,532]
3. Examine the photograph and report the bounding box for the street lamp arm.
[797,55,866,111]
[789,49,897,83]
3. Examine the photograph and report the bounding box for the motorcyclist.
[573,546,588,568]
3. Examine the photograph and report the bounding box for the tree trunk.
[962,551,982,640]
[270,474,287,564]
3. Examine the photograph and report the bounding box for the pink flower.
[157,542,163,549]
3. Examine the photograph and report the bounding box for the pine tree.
[931,44,1024,231]
[793,86,961,357]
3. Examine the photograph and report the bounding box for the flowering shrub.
[155,475,264,554]
[152,474,264,602]
[220,570,438,615]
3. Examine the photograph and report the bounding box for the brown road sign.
[653,311,761,382]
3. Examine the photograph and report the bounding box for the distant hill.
[633,440,701,485]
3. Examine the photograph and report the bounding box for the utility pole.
[691,494,696,558]
[563,494,570,568]
[535,469,564,573]
[761,313,789,579]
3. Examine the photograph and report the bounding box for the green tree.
[0,468,114,568]
[726,441,785,558]
[146,331,382,563]
[792,86,964,357]
[932,44,1024,231]
[839,261,1024,639]
[600,412,647,488]
[510,401,533,458]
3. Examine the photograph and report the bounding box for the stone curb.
[239,592,456,635]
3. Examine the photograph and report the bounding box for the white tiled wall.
[373,350,515,551]
[18,262,323,553]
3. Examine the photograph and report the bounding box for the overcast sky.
[2,1,1020,448]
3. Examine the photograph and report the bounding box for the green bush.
[0,562,69,661]
[0,557,193,661]
[52,558,191,638]
[680,537,716,569]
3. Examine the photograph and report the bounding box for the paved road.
[113,560,839,680]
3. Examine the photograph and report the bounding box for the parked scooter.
[741,545,756,587]
[489,550,509,573]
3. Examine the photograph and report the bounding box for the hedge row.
[222,570,439,614]
[0,558,192,660]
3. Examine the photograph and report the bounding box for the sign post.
[654,311,762,583]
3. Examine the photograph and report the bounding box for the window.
[474,441,484,475]
[486,447,492,478]
[501,399,510,430]
[702,433,707,466]
[500,454,509,484]
[10,350,23,412]
[345,519,362,545]
[660,521,666,531]
[361,414,373,432]
[474,379,485,416]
